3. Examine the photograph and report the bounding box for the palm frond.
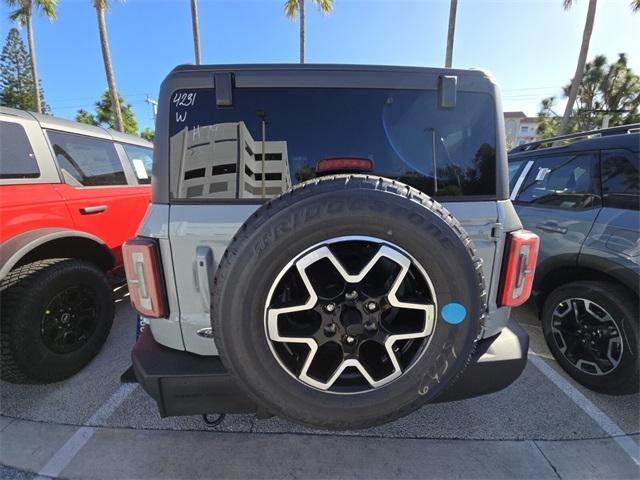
[313,0,334,14]
[283,0,299,20]
[562,0,575,10]
[8,6,28,26]
[632,0,640,12]
[35,0,58,20]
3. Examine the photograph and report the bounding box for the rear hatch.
[152,65,512,354]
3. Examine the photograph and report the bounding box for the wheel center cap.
[346,324,365,336]
[61,313,71,324]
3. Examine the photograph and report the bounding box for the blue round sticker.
[441,303,467,325]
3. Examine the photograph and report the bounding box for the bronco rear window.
[168,88,496,200]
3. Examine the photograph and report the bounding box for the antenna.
[145,95,158,120]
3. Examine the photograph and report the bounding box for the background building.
[172,121,291,199]
[504,111,541,150]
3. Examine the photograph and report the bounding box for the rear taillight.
[122,238,167,318]
[499,230,540,307]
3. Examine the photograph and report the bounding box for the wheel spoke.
[585,347,611,372]
[381,251,435,380]
[571,299,584,323]
[564,337,582,358]
[552,319,580,340]
[555,324,579,337]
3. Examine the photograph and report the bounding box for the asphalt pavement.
[1,292,638,479]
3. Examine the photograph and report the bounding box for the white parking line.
[529,350,640,466]
[35,383,137,479]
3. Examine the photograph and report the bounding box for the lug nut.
[366,301,378,312]
[324,303,336,313]
[345,335,356,345]
[324,323,337,336]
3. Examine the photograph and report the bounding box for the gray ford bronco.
[124,64,539,430]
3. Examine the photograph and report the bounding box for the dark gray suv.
[509,125,639,394]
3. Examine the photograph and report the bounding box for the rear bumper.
[131,320,528,417]
[434,319,529,402]
[131,329,259,417]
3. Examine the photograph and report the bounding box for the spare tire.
[212,175,486,429]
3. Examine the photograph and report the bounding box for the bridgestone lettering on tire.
[212,175,486,429]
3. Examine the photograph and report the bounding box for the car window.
[168,88,497,200]
[516,152,601,209]
[0,121,40,179]
[508,159,527,192]
[601,150,639,211]
[122,144,153,185]
[47,130,127,187]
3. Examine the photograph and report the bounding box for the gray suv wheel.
[542,281,639,394]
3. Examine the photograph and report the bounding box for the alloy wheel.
[264,236,437,394]
[41,286,99,354]
[551,298,623,376]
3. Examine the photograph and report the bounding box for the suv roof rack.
[509,123,640,154]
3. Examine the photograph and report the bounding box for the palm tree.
[190,0,201,65]
[559,0,598,135]
[6,0,57,114]
[444,0,458,68]
[93,0,123,132]
[284,0,334,64]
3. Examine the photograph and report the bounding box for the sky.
[1,0,639,132]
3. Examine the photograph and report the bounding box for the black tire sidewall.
[8,260,114,382]
[542,281,639,394]
[213,182,484,429]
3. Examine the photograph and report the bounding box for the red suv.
[0,107,152,383]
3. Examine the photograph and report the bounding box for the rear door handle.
[80,205,107,214]
[536,222,567,234]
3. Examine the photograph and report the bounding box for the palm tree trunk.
[445,0,458,68]
[299,0,305,64]
[190,0,201,65]
[96,5,124,132]
[559,0,597,135]
[25,13,42,114]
